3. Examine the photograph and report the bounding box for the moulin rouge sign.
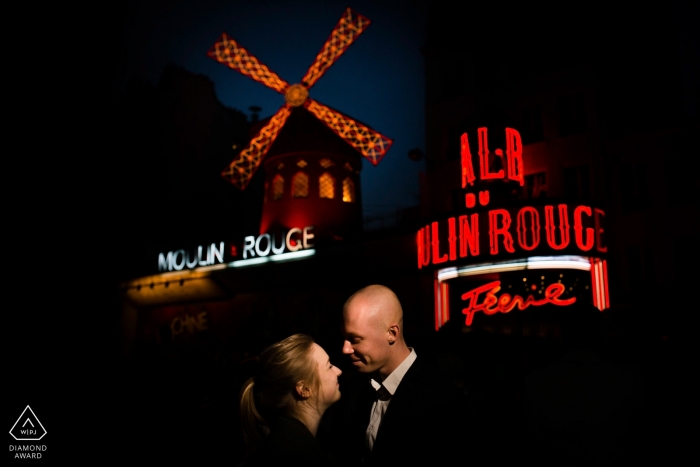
[417,127,607,269]
[157,226,315,272]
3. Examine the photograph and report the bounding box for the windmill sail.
[208,7,392,189]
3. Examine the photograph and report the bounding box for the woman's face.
[311,343,342,408]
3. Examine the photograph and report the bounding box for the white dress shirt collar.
[370,348,417,396]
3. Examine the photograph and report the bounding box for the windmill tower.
[207,8,393,242]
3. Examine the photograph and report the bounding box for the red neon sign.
[461,132,475,188]
[544,204,571,250]
[489,209,515,255]
[479,128,502,180]
[460,127,525,186]
[517,207,540,250]
[594,208,607,253]
[431,221,448,264]
[461,280,576,326]
[416,126,608,268]
[573,206,594,251]
[505,128,524,186]
[417,204,606,268]
[590,258,610,311]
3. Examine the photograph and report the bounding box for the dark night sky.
[116,0,430,220]
[110,0,699,222]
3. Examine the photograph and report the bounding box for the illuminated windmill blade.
[221,105,292,189]
[301,7,371,89]
[207,32,289,94]
[305,99,393,166]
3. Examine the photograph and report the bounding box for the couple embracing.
[239,284,472,466]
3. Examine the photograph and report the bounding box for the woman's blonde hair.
[239,334,320,446]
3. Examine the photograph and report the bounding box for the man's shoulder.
[406,351,462,384]
[395,352,468,405]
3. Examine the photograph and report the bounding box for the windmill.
[207,7,394,239]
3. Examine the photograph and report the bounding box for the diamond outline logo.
[9,405,47,441]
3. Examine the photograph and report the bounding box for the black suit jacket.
[323,353,474,467]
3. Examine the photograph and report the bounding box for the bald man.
[342,285,411,379]
[326,284,473,467]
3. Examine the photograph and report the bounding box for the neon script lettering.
[460,281,576,326]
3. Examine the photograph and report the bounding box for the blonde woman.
[239,334,342,466]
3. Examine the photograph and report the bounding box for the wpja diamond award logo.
[9,406,47,459]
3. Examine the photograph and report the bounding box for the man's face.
[341,300,389,374]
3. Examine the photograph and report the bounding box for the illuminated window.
[320,158,334,168]
[276,163,284,170]
[292,172,308,198]
[271,175,284,201]
[297,159,307,168]
[343,177,355,203]
[319,173,335,199]
[344,162,353,172]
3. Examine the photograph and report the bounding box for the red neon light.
[603,259,610,308]
[489,209,515,255]
[210,9,393,189]
[416,202,606,268]
[594,208,607,253]
[505,128,524,186]
[466,193,476,208]
[591,257,599,310]
[458,127,528,185]
[461,281,576,326]
[305,99,393,166]
[461,132,476,187]
[479,190,490,206]
[301,8,371,88]
[442,281,450,327]
[478,128,504,180]
[459,214,480,257]
[574,206,594,251]
[590,257,611,311]
[448,217,457,261]
[516,206,540,251]
[434,279,439,330]
[431,221,448,264]
[417,229,423,269]
[417,226,430,269]
[434,280,451,330]
[544,205,571,250]
[599,262,605,308]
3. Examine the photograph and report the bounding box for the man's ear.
[296,381,311,398]
[387,324,399,345]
